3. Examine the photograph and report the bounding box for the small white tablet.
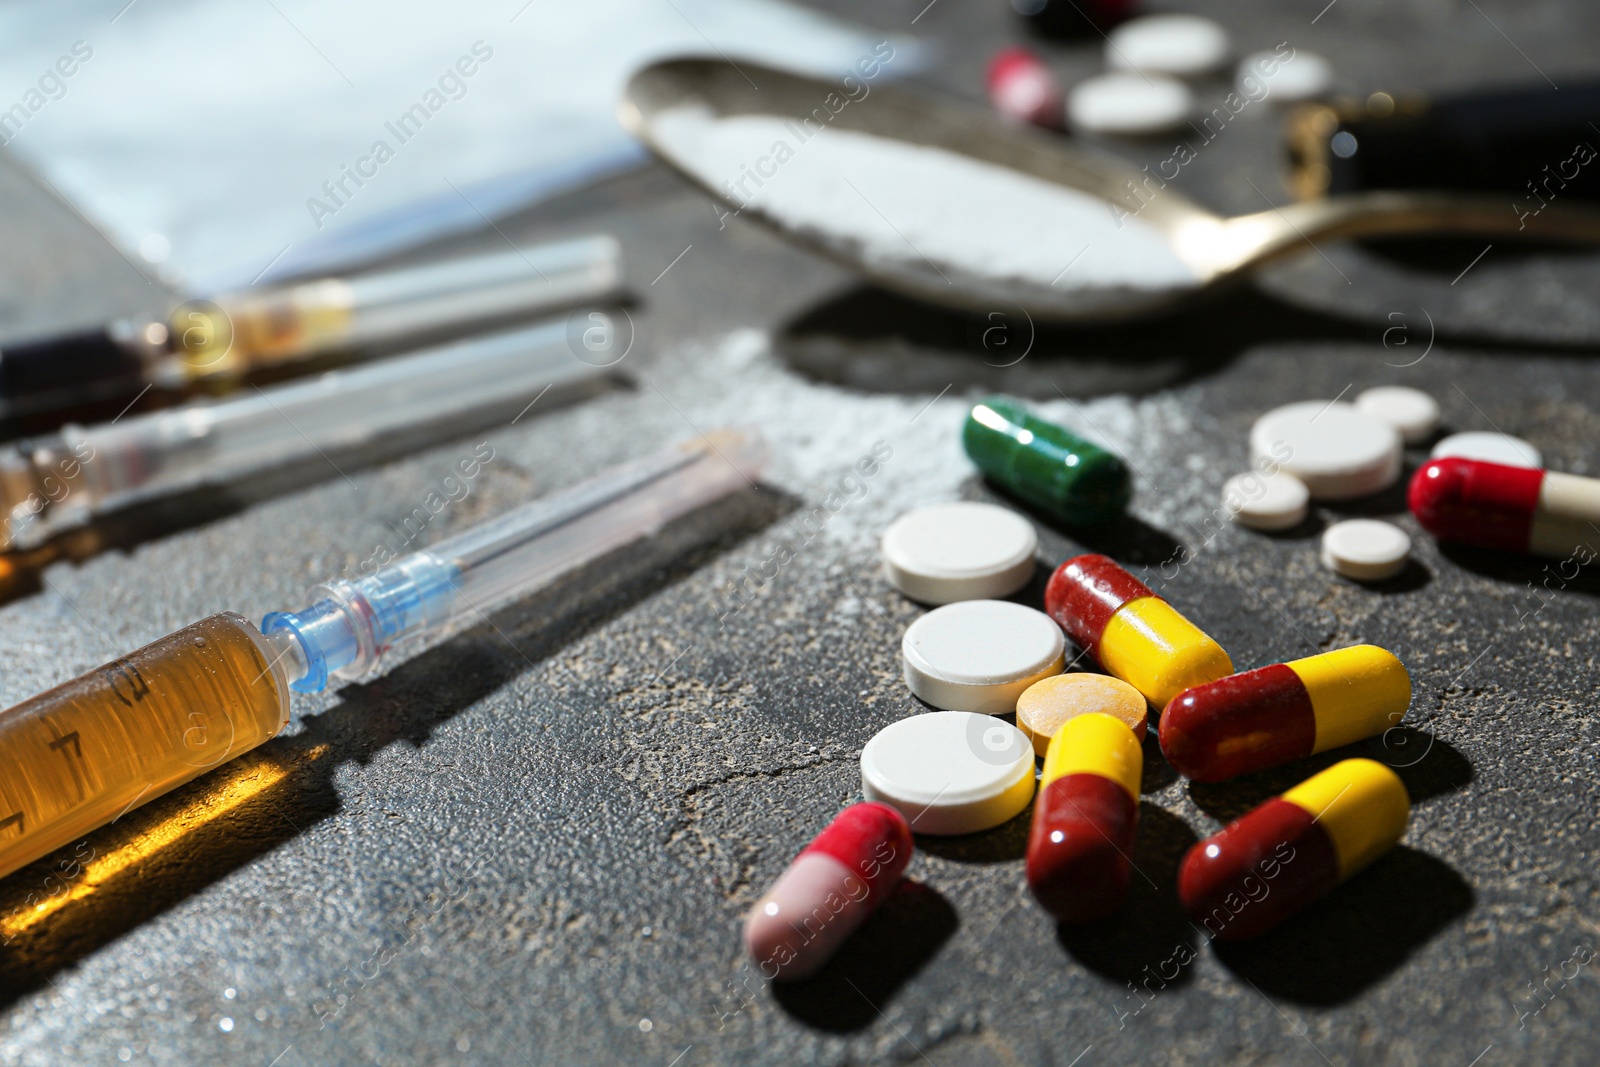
[1067,72,1193,136]
[1355,386,1441,444]
[880,502,1037,605]
[1250,400,1402,500]
[902,600,1065,714]
[1223,470,1310,531]
[860,711,1037,835]
[1321,519,1411,581]
[1430,431,1542,469]
[1238,49,1332,103]
[1107,15,1231,77]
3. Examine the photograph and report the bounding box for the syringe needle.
[0,430,766,884]
[262,429,767,692]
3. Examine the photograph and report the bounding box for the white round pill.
[1430,431,1542,469]
[860,711,1036,835]
[902,600,1065,714]
[880,502,1037,605]
[1237,49,1332,103]
[1250,400,1402,500]
[1068,72,1193,136]
[1321,519,1412,581]
[1223,469,1310,531]
[1355,386,1441,445]
[1107,15,1231,77]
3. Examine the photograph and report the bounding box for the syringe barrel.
[425,428,767,617]
[339,236,622,350]
[265,429,768,691]
[167,235,622,380]
[0,319,608,549]
[0,612,290,884]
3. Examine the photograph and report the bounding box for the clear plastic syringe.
[0,430,765,882]
[0,235,622,418]
[0,317,611,551]
[164,235,623,385]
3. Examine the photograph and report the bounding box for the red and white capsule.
[743,802,913,980]
[1410,457,1600,558]
[986,47,1065,130]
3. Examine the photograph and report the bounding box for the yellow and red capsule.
[1179,759,1409,940]
[1045,554,1233,710]
[1160,645,1410,781]
[1026,712,1142,922]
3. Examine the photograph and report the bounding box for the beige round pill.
[1015,673,1149,757]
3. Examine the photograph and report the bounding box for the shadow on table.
[771,879,957,1032]
[1181,731,1474,1003]
[1212,844,1472,1005]
[1440,542,1600,599]
[773,284,1342,399]
[1344,556,1433,594]
[1185,731,1473,825]
[1055,804,1200,991]
[913,804,1033,865]
[1319,470,1415,520]
[953,474,1184,586]
[1358,234,1596,276]
[0,480,792,1008]
[1139,729,1178,794]
[772,280,1600,403]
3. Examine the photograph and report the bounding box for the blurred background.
[0,1,1596,1065]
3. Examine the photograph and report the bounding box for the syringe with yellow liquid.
[0,429,766,882]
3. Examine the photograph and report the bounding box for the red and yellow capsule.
[1410,456,1600,557]
[1179,759,1409,940]
[1044,553,1233,710]
[1026,712,1142,922]
[744,802,913,980]
[1160,644,1410,782]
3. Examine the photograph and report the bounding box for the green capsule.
[962,396,1132,525]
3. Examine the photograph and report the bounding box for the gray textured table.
[0,2,1598,1064]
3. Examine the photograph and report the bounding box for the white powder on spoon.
[650,105,1202,308]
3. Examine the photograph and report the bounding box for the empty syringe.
[0,235,621,418]
[165,236,622,385]
[0,317,613,551]
[0,430,766,882]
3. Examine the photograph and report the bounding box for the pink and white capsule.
[743,802,913,980]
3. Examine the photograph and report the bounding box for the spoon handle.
[1219,192,1600,274]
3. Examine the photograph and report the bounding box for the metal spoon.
[620,57,1600,321]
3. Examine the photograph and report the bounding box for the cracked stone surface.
[0,1,1597,1064]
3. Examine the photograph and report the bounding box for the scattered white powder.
[651,106,1202,310]
[623,328,1190,546]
